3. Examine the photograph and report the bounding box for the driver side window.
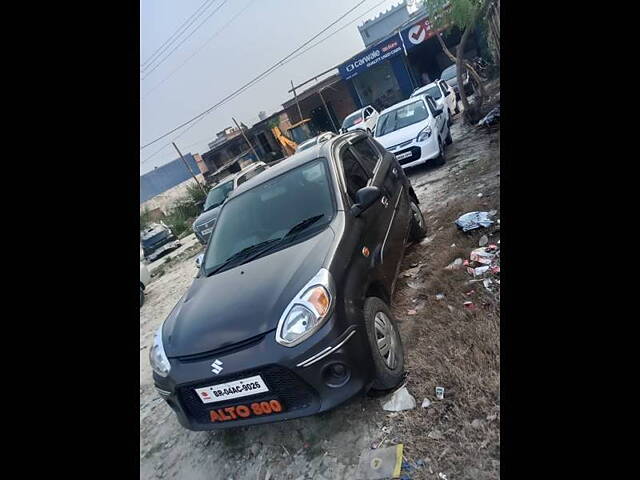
[341,148,371,203]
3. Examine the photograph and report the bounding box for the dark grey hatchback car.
[150,131,427,430]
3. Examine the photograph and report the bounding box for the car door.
[425,95,445,140]
[337,143,392,284]
[350,134,407,289]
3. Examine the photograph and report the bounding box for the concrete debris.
[421,398,432,408]
[471,419,483,429]
[407,309,417,315]
[420,234,436,245]
[381,386,416,412]
[428,430,444,440]
[479,235,488,246]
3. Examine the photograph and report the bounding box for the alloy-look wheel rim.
[411,202,424,228]
[374,312,398,369]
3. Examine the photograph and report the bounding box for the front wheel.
[364,297,405,390]
[408,200,427,241]
[434,138,446,166]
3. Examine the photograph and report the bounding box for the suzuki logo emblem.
[211,359,223,374]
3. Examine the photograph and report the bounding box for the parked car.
[141,223,181,262]
[192,162,269,245]
[410,79,459,121]
[340,106,379,134]
[374,94,452,169]
[140,248,151,308]
[440,63,473,99]
[150,131,427,431]
[296,132,336,152]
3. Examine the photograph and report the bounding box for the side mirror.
[195,254,204,269]
[350,186,382,217]
[434,108,444,117]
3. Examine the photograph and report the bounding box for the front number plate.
[195,375,269,404]
[396,151,412,160]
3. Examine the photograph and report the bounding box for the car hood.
[194,205,222,226]
[375,120,428,149]
[162,226,335,357]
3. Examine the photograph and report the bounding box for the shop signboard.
[401,17,443,51]
[338,33,404,81]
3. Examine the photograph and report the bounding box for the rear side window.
[236,166,264,186]
[341,148,370,202]
[425,96,437,115]
[440,80,449,93]
[351,137,379,173]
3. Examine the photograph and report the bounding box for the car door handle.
[391,167,398,178]
[381,196,389,207]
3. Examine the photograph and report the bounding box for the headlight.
[276,268,335,347]
[416,126,432,142]
[149,326,171,377]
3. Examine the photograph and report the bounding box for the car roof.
[377,95,428,116]
[229,134,354,198]
[411,81,442,96]
[442,64,456,73]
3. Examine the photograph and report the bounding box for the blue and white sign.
[338,33,404,81]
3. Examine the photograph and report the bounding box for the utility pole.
[318,88,337,133]
[291,80,303,123]
[172,142,207,195]
[232,117,261,162]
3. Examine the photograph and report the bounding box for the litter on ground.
[355,444,404,480]
[454,211,494,232]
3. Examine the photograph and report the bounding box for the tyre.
[140,285,145,308]
[445,129,453,145]
[434,138,446,166]
[408,200,427,241]
[454,103,460,114]
[364,297,405,390]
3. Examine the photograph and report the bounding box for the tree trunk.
[455,26,474,123]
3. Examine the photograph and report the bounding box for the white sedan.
[340,106,379,134]
[411,79,458,123]
[374,94,452,169]
[140,247,151,308]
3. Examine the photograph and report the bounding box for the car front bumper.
[153,313,374,431]
[146,240,182,262]
[389,135,440,169]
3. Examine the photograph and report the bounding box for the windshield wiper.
[206,215,326,276]
[207,239,281,276]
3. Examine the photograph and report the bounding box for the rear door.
[350,134,407,288]
[440,80,455,113]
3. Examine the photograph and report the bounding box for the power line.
[142,0,257,99]
[141,0,228,80]
[140,0,370,150]
[141,0,216,70]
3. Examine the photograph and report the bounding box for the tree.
[424,0,496,123]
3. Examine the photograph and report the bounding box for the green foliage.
[140,207,153,231]
[424,0,486,31]
[164,197,201,237]
[186,181,209,205]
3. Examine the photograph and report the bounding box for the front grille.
[174,332,266,362]
[395,146,421,165]
[389,139,412,151]
[177,365,318,425]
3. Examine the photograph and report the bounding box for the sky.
[139,0,410,175]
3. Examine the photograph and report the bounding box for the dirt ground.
[140,89,500,480]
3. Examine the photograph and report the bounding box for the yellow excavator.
[272,119,319,157]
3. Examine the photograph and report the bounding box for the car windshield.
[342,110,364,129]
[203,180,234,211]
[420,85,442,100]
[375,100,429,136]
[203,158,334,275]
[441,66,457,81]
